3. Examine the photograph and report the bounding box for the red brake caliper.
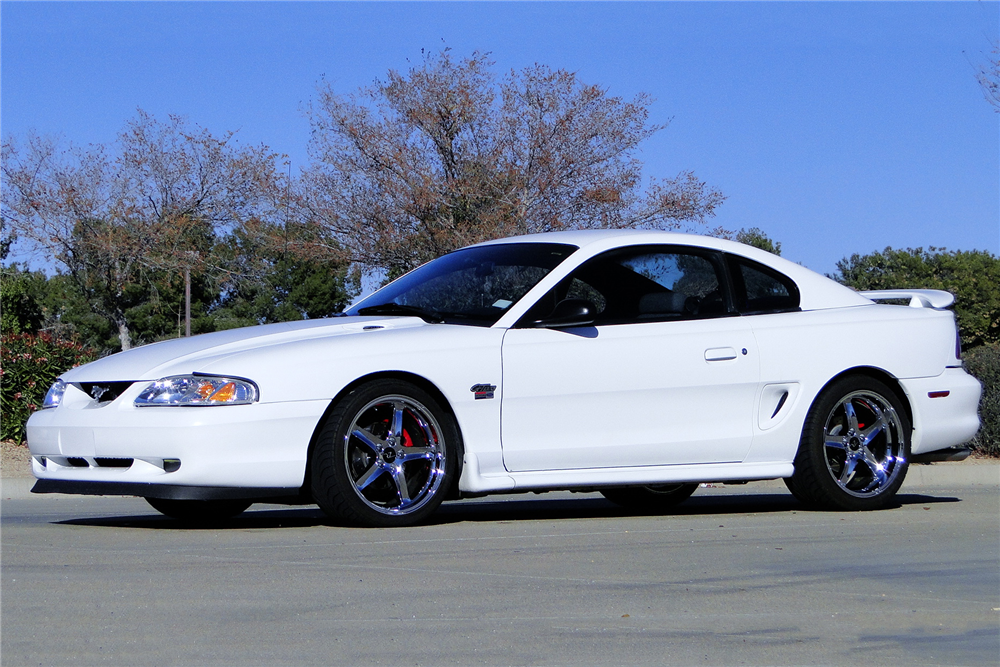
[383,416,416,447]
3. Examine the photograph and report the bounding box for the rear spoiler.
[859,289,954,309]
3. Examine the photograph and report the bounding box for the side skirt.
[459,457,795,494]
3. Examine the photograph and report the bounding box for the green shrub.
[1,266,46,336]
[835,247,1000,350]
[0,333,98,443]
[964,344,1000,457]
[734,227,782,256]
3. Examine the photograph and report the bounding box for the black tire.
[145,497,252,521]
[786,375,910,511]
[599,483,698,511]
[311,379,458,527]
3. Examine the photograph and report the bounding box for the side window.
[564,278,607,314]
[521,246,731,326]
[728,255,800,314]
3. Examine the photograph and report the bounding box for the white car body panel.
[899,370,982,454]
[32,320,508,490]
[500,317,757,471]
[741,304,966,465]
[26,230,981,505]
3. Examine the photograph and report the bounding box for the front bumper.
[27,385,330,492]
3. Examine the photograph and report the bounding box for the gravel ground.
[1,441,33,478]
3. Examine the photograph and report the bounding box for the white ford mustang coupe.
[27,231,982,526]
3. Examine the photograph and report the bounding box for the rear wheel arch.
[302,371,465,500]
[788,369,912,510]
[815,366,912,427]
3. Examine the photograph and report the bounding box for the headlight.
[41,379,67,409]
[134,375,258,407]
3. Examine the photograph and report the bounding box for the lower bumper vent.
[95,458,134,468]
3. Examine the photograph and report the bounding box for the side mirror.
[532,298,597,329]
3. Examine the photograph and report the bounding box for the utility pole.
[183,249,199,338]
[184,267,191,337]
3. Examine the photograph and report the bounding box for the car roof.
[479,229,785,261]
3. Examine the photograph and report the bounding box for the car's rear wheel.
[599,483,698,510]
[311,380,457,527]
[145,497,252,521]
[786,375,910,511]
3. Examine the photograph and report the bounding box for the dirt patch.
[1,440,34,478]
[962,453,1000,464]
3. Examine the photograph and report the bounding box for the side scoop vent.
[758,383,800,431]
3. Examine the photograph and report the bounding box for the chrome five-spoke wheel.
[344,395,446,515]
[312,380,457,527]
[786,376,910,511]
[822,390,906,497]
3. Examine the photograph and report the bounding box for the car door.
[500,245,759,472]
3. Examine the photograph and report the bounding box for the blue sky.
[3,1,998,275]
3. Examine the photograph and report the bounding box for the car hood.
[60,316,429,382]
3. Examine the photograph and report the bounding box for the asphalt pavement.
[2,468,998,666]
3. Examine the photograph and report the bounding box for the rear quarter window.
[727,255,800,314]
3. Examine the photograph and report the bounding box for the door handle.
[704,347,738,362]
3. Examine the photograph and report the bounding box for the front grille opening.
[66,457,89,467]
[95,457,134,468]
[78,382,135,404]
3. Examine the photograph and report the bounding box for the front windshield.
[346,243,578,326]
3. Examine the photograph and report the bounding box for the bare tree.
[2,112,288,350]
[303,50,725,280]
[977,40,1000,111]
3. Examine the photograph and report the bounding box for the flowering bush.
[0,333,98,443]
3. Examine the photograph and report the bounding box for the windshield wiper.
[356,303,445,323]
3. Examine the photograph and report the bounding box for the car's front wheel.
[599,483,698,511]
[786,375,910,511]
[145,498,252,521]
[311,380,457,527]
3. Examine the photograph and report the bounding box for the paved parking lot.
[2,476,998,666]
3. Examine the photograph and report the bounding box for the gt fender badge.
[471,384,497,400]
